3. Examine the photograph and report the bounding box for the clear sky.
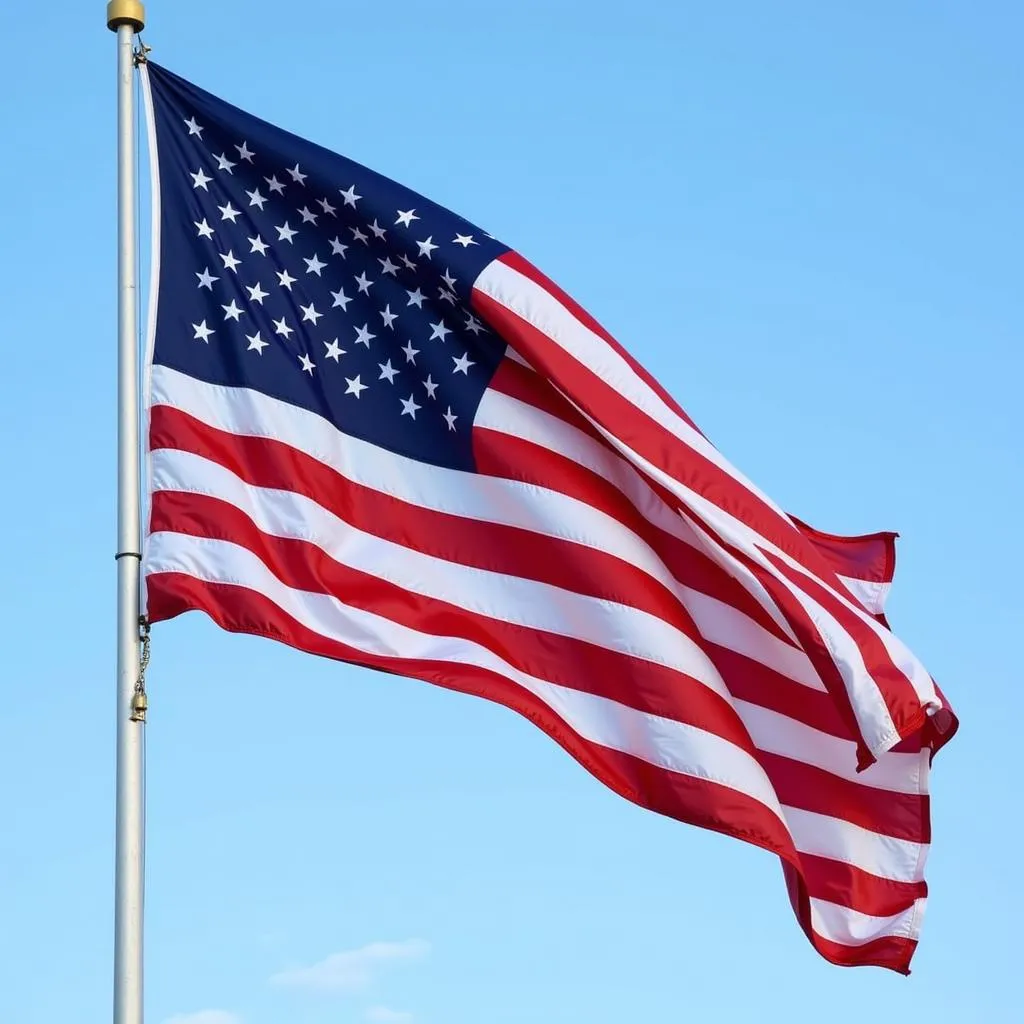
[0,2,1020,1022]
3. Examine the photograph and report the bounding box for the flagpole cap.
[106,0,145,31]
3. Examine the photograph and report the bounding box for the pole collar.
[106,0,145,31]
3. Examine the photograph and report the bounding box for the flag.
[139,61,957,973]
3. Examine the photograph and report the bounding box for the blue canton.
[147,62,510,471]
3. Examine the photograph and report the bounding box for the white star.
[331,286,351,310]
[236,141,255,162]
[438,287,457,305]
[344,374,367,398]
[429,320,451,342]
[324,338,345,362]
[265,174,285,194]
[399,254,417,271]
[406,287,426,308]
[441,269,458,290]
[219,250,241,272]
[218,202,240,223]
[380,304,398,329]
[354,271,373,294]
[465,314,485,335]
[288,163,307,184]
[339,184,362,207]
[453,233,478,247]
[350,226,369,245]
[248,235,269,256]
[401,340,419,364]
[299,353,315,375]
[195,218,215,239]
[222,300,245,322]
[300,302,323,325]
[196,267,219,290]
[191,168,212,190]
[246,330,268,354]
[215,153,237,174]
[416,236,438,258]
[298,206,318,225]
[184,116,204,137]
[277,269,296,290]
[395,208,419,227]
[443,406,457,431]
[192,320,214,342]
[276,221,297,243]
[246,282,269,304]
[330,236,348,257]
[378,359,399,383]
[273,316,293,338]
[369,219,387,240]
[378,257,399,276]
[246,188,267,210]
[304,254,326,276]
[354,324,376,347]
[452,352,475,375]
[423,374,439,399]
[318,197,337,216]
[400,394,421,419]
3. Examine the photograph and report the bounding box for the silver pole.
[108,3,147,1023]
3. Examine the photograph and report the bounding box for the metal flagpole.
[107,2,147,1023]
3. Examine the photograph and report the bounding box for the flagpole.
[107,3,147,1023]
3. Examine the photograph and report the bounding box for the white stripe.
[474,259,791,520]
[475,266,940,752]
[151,448,930,809]
[838,574,891,616]
[149,528,923,883]
[782,805,927,883]
[558,405,910,761]
[478,385,819,685]
[149,366,793,677]
[150,447,732,697]
[737,700,928,796]
[810,897,925,946]
[145,530,785,820]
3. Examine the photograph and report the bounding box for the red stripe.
[493,252,705,435]
[473,276,932,756]
[790,515,897,586]
[783,863,916,974]
[765,752,928,844]
[796,854,928,920]
[151,404,706,632]
[473,423,794,646]
[153,487,929,851]
[150,488,760,758]
[154,404,857,743]
[488,356,604,438]
[474,277,848,590]
[146,569,917,972]
[762,548,927,747]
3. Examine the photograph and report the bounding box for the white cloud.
[163,1013,242,1024]
[366,1008,414,1023]
[270,939,429,994]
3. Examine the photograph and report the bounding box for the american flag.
[141,61,957,973]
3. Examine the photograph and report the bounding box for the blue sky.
[0,1,1021,1021]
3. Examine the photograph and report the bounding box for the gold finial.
[106,0,145,32]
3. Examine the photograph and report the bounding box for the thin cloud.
[270,939,429,994]
[366,1008,414,1023]
[163,1013,242,1024]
